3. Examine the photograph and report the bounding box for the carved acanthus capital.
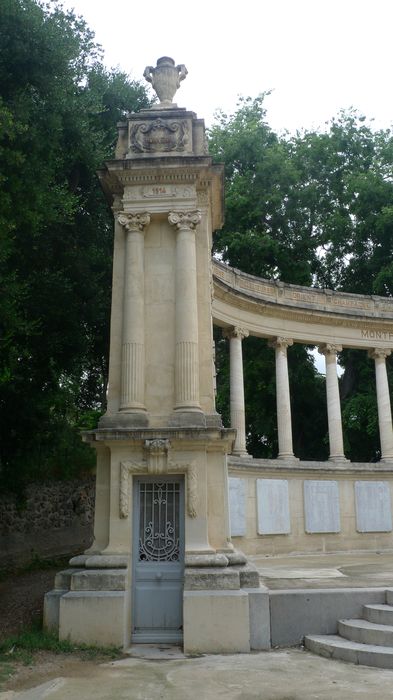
[268,337,294,351]
[318,343,342,357]
[223,326,249,341]
[168,210,201,232]
[368,348,392,361]
[117,211,150,233]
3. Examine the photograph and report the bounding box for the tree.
[0,0,151,492]
[209,98,393,461]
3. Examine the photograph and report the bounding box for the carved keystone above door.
[120,439,197,519]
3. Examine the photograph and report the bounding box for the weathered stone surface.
[270,588,386,647]
[184,567,240,590]
[69,554,89,567]
[43,589,67,634]
[185,553,228,567]
[248,587,271,650]
[85,555,128,569]
[226,550,247,566]
[54,569,81,590]
[59,591,124,646]
[304,480,340,533]
[183,590,250,653]
[70,569,126,592]
[257,479,290,535]
[228,477,246,536]
[238,564,261,589]
[355,481,393,532]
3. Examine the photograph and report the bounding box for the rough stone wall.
[0,477,95,570]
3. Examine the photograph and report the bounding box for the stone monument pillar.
[269,337,296,459]
[44,57,266,655]
[368,348,393,461]
[225,326,249,456]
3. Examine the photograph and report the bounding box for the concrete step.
[305,634,393,669]
[363,603,393,626]
[386,589,393,606]
[338,618,393,647]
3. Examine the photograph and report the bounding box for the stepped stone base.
[305,634,393,669]
[305,588,393,668]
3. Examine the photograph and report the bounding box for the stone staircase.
[305,589,393,669]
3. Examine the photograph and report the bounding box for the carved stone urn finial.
[143,56,188,109]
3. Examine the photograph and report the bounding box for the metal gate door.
[132,477,184,643]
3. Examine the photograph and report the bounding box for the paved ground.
[3,647,393,699]
[250,550,393,589]
[3,551,393,698]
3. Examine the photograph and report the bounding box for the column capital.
[168,210,201,231]
[318,343,342,357]
[118,211,150,232]
[223,326,249,341]
[268,337,293,351]
[368,348,392,361]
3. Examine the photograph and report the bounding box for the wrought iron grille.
[139,481,180,561]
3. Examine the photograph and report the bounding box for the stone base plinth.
[59,591,125,646]
[183,589,250,653]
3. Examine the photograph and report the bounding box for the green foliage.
[0,624,122,687]
[0,0,151,492]
[0,626,121,658]
[210,98,393,461]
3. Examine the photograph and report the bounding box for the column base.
[328,455,350,464]
[277,453,299,463]
[231,449,252,459]
[168,410,206,428]
[98,411,149,429]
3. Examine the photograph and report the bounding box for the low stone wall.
[228,458,393,555]
[0,477,95,571]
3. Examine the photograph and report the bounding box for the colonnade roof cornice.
[213,260,393,318]
[212,260,393,348]
[227,457,393,476]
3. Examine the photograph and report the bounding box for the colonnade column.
[117,211,150,413]
[318,344,348,462]
[168,210,202,414]
[368,348,393,461]
[225,326,249,456]
[269,337,295,459]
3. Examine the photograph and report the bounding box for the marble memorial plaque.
[304,480,340,533]
[257,479,290,535]
[228,477,246,536]
[355,481,392,532]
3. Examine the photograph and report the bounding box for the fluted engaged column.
[225,326,249,456]
[269,337,295,459]
[169,210,202,412]
[318,344,347,462]
[117,212,150,412]
[368,348,393,461]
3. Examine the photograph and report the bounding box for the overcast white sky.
[60,0,391,373]
[61,0,393,133]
